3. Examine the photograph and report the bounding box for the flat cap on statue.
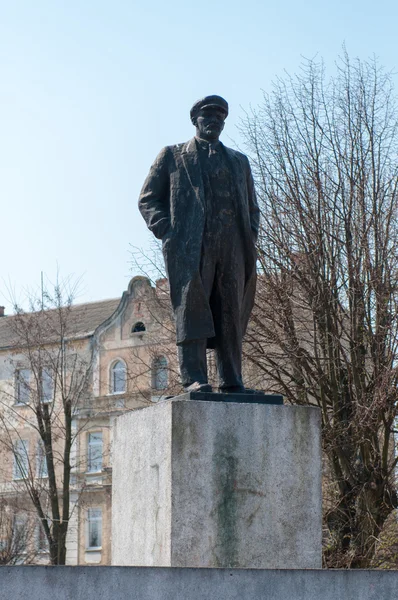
[190,95,229,122]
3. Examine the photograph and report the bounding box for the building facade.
[0,276,178,565]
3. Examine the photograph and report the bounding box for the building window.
[87,432,103,473]
[36,519,49,552]
[132,321,146,333]
[110,360,126,394]
[13,513,28,556]
[13,440,29,480]
[152,356,168,391]
[15,369,30,404]
[40,369,53,403]
[36,441,48,478]
[87,508,102,549]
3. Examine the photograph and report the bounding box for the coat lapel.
[223,145,245,192]
[181,138,205,208]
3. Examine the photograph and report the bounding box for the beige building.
[0,276,178,565]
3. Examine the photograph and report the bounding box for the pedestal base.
[176,391,283,404]
[112,399,322,569]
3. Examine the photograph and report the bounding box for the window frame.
[151,355,169,391]
[15,369,31,405]
[40,368,54,404]
[86,507,102,550]
[86,431,103,474]
[131,321,146,334]
[110,359,127,395]
[36,519,49,553]
[36,440,48,479]
[13,439,29,481]
[13,513,28,556]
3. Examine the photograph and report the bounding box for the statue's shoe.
[184,382,213,393]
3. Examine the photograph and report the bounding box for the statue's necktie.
[208,143,218,157]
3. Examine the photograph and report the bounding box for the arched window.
[132,322,146,333]
[152,356,168,391]
[110,360,126,394]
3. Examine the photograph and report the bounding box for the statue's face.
[195,106,226,141]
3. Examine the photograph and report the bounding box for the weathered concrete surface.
[113,398,173,566]
[1,566,398,600]
[112,400,322,569]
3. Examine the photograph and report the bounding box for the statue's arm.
[138,147,171,240]
[246,158,260,241]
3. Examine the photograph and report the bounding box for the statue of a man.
[139,95,259,394]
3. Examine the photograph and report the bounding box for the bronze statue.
[139,95,259,394]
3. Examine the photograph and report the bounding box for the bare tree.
[0,498,38,565]
[240,50,398,567]
[0,281,94,564]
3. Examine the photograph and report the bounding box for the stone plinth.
[112,399,322,569]
[177,390,284,404]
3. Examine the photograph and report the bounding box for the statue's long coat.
[138,138,259,347]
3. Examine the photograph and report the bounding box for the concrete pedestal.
[112,399,322,569]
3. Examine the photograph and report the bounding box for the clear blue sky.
[1,0,397,312]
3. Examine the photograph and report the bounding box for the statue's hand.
[152,217,171,240]
[161,227,173,247]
